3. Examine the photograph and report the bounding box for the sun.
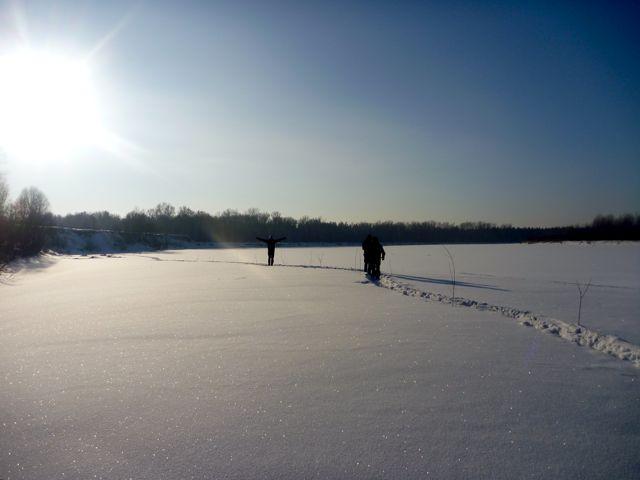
[0,49,102,163]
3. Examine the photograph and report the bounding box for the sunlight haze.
[0,1,638,226]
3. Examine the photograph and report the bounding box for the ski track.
[86,253,640,368]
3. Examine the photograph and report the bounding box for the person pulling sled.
[363,235,385,279]
[362,234,373,273]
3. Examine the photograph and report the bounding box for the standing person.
[256,235,286,266]
[367,236,386,279]
[362,234,373,272]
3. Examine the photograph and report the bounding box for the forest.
[52,203,640,245]
[2,174,639,266]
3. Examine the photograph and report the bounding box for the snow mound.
[378,274,640,367]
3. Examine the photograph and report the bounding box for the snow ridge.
[378,274,640,368]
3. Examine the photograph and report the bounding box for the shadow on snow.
[388,273,509,292]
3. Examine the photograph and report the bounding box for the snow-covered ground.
[242,243,638,345]
[1,245,639,479]
[381,243,640,345]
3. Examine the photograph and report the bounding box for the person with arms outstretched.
[256,235,286,266]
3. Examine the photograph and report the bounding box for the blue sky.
[0,0,638,226]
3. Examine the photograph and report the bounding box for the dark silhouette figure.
[363,235,385,279]
[362,234,373,272]
[256,235,286,266]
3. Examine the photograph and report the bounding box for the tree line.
[1,174,639,267]
[52,203,640,244]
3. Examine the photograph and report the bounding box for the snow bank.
[378,274,640,367]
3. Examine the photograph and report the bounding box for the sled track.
[130,254,640,367]
[377,274,640,368]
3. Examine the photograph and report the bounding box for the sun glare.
[0,50,102,163]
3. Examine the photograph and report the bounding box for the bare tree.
[0,174,8,218]
[150,202,176,219]
[576,280,592,326]
[10,187,51,255]
[0,174,9,266]
[12,186,50,224]
[442,245,456,306]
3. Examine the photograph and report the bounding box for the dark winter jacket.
[256,236,286,255]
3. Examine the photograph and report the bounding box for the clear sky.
[0,0,638,226]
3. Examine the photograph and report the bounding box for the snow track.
[377,274,640,368]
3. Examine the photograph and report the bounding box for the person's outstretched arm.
[275,237,286,243]
[256,237,268,243]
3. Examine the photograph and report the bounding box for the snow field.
[1,252,639,479]
[131,243,640,366]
